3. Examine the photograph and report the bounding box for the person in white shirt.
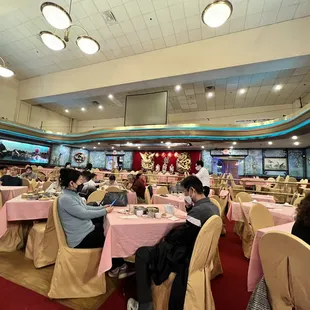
[194,160,210,197]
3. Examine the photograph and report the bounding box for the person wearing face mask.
[194,160,210,197]
[127,176,219,310]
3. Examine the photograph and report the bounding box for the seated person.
[127,176,219,310]
[46,171,61,194]
[131,173,146,203]
[0,165,8,178]
[125,174,134,190]
[104,175,118,187]
[58,168,133,278]
[0,166,22,186]
[292,194,310,245]
[84,163,93,172]
[21,166,37,180]
[64,162,71,168]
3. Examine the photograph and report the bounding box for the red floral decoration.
[174,152,179,158]
[161,152,166,158]
[168,152,172,157]
[155,152,159,157]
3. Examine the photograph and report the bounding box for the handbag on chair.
[102,191,128,206]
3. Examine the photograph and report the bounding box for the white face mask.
[195,166,201,171]
[184,195,192,206]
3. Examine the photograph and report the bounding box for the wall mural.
[306,148,310,178]
[263,149,287,158]
[140,152,155,170]
[245,149,263,175]
[201,150,212,172]
[288,149,304,178]
[50,145,71,166]
[123,151,133,170]
[70,148,89,168]
[176,152,191,173]
[89,151,106,169]
[264,157,288,171]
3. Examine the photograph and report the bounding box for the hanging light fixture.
[40,31,66,51]
[41,2,72,30]
[39,0,100,54]
[0,57,14,78]
[76,36,100,55]
[202,0,233,28]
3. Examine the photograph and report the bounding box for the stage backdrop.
[132,151,201,174]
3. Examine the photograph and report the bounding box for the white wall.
[72,103,301,133]
[0,77,19,121]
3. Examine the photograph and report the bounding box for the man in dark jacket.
[127,176,219,310]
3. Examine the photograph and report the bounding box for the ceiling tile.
[186,15,201,30]
[80,0,99,15]
[245,13,261,29]
[131,42,144,53]
[109,24,124,36]
[137,29,151,41]
[173,18,187,33]
[111,5,130,21]
[131,15,147,30]
[169,3,185,21]
[247,0,264,15]
[233,0,248,18]
[161,21,175,36]
[115,35,130,47]
[183,0,200,17]
[263,0,282,12]
[156,7,172,23]
[277,5,298,22]
[152,37,166,49]
[260,9,279,26]
[125,32,140,44]
[175,32,189,44]
[94,0,111,12]
[164,34,177,47]
[188,28,201,42]
[143,12,159,27]
[119,19,135,34]
[153,0,169,10]
[148,25,163,39]
[229,17,246,33]
[294,1,310,18]
[124,0,142,18]
[137,0,154,14]
[107,0,123,8]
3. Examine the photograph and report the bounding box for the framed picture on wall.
[264,157,288,171]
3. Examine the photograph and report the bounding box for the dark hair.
[65,162,71,167]
[85,163,93,170]
[26,166,33,171]
[109,175,116,181]
[196,160,204,167]
[81,170,92,181]
[59,168,81,188]
[181,176,203,194]
[0,165,8,170]
[296,194,310,226]
[90,173,97,179]
[136,173,142,179]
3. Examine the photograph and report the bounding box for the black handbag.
[102,191,128,206]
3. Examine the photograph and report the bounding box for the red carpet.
[100,219,251,310]
[0,277,69,310]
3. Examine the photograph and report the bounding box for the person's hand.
[105,206,114,213]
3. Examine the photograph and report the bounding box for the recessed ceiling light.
[239,88,247,95]
[293,141,300,146]
[232,141,237,145]
[98,105,103,110]
[175,85,182,91]
[268,141,273,145]
[64,109,69,113]
[82,147,85,149]
[207,91,214,98]
[93,146,96,149]
[111,146,114,149]
[167,146,171,149]
[81,107,86,111]
[230,146,233,149]
[274,84,283,91]
[165,141,171,145]
[126,142,133,146]
[108,94,114,99]
[41,2,72,30]
[161,141,163,143]
[202,0,233,28]
[98,142,100,145]
[201,146,205,149]
[292,136,298,140]
[138,146,141,149]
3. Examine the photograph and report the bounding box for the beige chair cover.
[260,231,310,310]
[152,215,222,310]
[105,186,121,193]
[293,195,304,207]
[42,181,52,191]
[48,199,106,299]
[236,192,253,202]
[145,188,151,204]
[249,203,274,234]
[22,178,31,190]
[25,205,58,268]
[238,198,254,259]
[209,197,226,235]
[156,186,169,195]
[87,190,106,203]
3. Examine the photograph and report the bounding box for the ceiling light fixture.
[0,57,14,78]
[293,141,300,146]
[81,107,86,112]
[93,146,96,149]
[239,88,247,95]
[292,136,298,140]
[165,141,171,145]
[108,94,114,99]
[98,105,103,110]
[202,0,233,28]
[111,146,114,149]
[98,142,100,145]
[64,109,69,113]
[175,85,182,91]
[230,146,233,149]
[268,141,273,145]
[161,141,163,144]
[167,146,171,149]
[232,141,237,145]
[274,84,283,91]
[40,1,100,54]
[82,146,85,149]
[201,146,205,149]
[138,146,141,149]
[207,92,214,98]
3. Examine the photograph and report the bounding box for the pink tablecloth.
[152,194,186,212]
[240,178,269,186]
[0,196,53,238]
[247,222,294,291]
[98,205,186,275]
[157,175,178,183]
[227,201,295,226]
[250,194,275,204]
[0,186,28,204]
[127,191,137,204]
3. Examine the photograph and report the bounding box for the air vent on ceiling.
[102,10,117,26]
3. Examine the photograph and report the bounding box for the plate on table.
[117,209,127,214]
[161,213,172,218]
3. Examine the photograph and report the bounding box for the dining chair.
[48,198,106,298]
[42,181,52,191]
[260,231,310,310]
[152,215,222,310]
[236,192,253,202]
[249,203,274,234]
[144,188,151,204]
[87,190,106,203]
[105,186,122,193]
[155,186,169,195]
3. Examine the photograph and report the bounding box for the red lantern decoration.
[174,152,179,158]
[155,152,159,158]
[168,152,172,157]
[161,152,166,158]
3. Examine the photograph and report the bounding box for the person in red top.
[131,173,146,203]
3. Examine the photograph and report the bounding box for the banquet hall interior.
[1,0,310,309]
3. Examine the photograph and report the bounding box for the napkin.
[168,216,179,221]
[120,215,138,219]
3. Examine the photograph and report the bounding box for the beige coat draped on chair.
[152,215,222,310]
[260,231,310,310]
[48,199,106,299]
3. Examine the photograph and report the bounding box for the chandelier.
[0,57,14,78]
[40,1,100,54]
[202,0,233,28]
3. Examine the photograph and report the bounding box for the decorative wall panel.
[50,145,71,166]
[288,149,304,178]
[245,150,263,175]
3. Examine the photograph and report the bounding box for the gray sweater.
[58,189,107,248]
